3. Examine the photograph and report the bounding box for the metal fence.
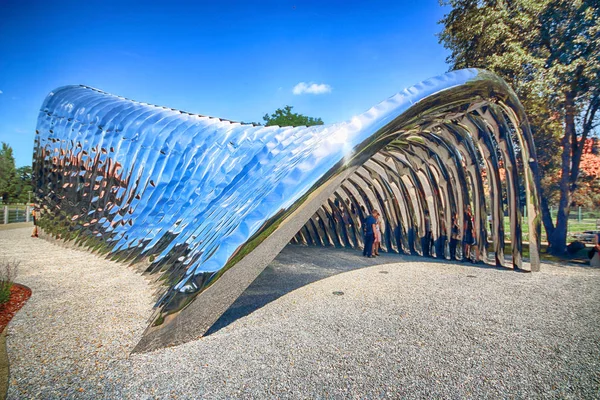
[0,205,32,224]
[548,206,600,225]
[504,207,600,242]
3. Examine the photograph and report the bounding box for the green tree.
[263,105,324,127]
[0,142,18,203]
[14,166,33,203]
[438,0,600,254]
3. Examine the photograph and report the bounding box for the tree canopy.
[439,0,600,254]
[262,105,324,127]
[0,142,33,204]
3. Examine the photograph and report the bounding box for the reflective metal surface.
[32,69,541,352]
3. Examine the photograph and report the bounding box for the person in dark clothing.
[435,213,447,259]
[449,212,459,260]
[363,209,379,257]
[421,210,432,257]
[463,205,476,262]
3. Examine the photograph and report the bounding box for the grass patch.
[503,217,599,242]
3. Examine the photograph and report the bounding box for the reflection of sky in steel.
[33,68,541,352]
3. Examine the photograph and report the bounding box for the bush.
[0,259,19,305]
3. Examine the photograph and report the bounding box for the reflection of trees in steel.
[34,145,134,230]
[33,69,541,352]
[33,140,189,265]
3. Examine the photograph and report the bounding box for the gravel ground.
[2,227,600,399]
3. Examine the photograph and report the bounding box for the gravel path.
[1,228,154,398]
[2,227,600,399]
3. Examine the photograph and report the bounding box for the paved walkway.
[2,227,600,399]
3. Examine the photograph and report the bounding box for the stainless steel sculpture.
[33,69,541,352]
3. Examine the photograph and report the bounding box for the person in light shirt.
[373,213,382,256]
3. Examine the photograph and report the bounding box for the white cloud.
[0,90,3,94]
[292,82,332,95]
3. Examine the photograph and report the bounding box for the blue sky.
[0,0,450,167]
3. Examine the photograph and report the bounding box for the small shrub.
[0,282,11,304]
[0,259,19,305]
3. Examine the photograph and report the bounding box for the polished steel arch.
[32,69,541,352]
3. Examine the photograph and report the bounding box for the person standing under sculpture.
[363,210,379,258]
[463,205,476,262]
[31,205,39,238]
[435,212,447,259]
[449,212,460,260]
[422,210,432,257]
[373,212,382,256]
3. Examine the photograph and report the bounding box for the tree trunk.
[548,91,576,255]
[539,194,554,249]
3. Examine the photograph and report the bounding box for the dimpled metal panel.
[32,69,541,352]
